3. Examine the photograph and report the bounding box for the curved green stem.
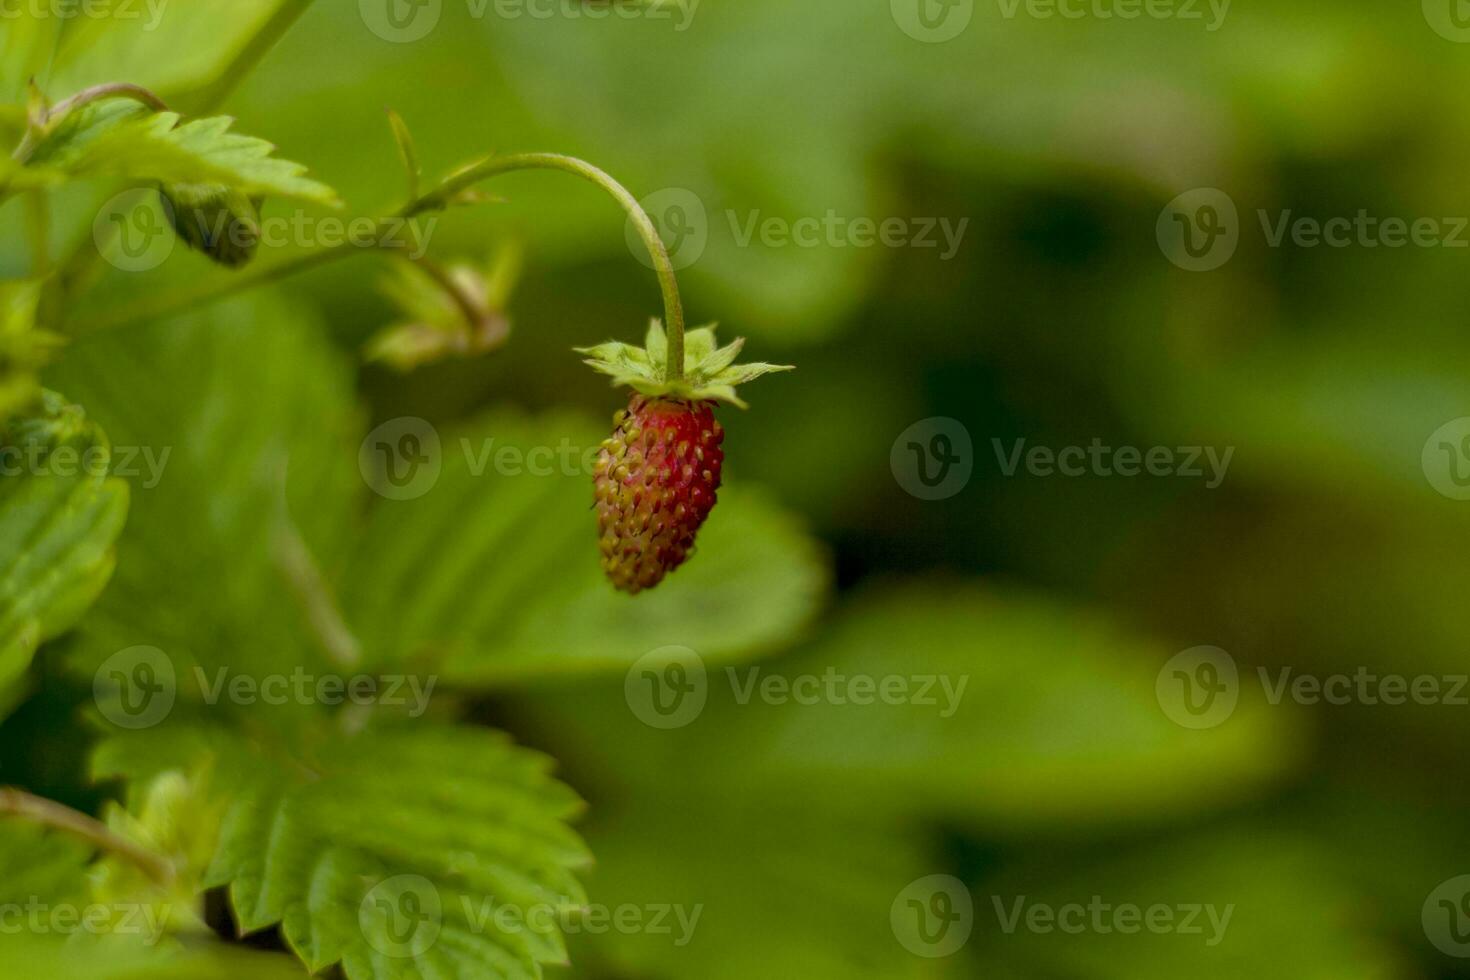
[0,787,175,886]
[68,153,688,380]
[409,153,684,379]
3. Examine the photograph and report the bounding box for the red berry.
[593,394,724,593]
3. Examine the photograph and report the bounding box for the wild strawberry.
[578,321,790,593]
[594,396,724,593]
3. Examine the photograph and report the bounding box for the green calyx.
[576,320,793,409]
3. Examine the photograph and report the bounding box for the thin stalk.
[0,787,175,886]
[68,153,688,377]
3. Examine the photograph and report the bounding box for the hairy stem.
[67,153,687,379]
[0,787,175,885]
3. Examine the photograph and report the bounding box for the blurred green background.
[6,0,1470,977]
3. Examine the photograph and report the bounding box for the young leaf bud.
[158,183,262,268]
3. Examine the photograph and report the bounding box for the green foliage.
[965,831,1403,979]
[95,719,591,980]
[341,410,826,683]
[0,390,128,716]
[571,797,939,980]
[0,934,310,979]
[12,98,339,205]
[712,585,1302,830]
[47,292,360,691]
[0,820,91,906]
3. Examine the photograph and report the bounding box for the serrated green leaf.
[16,98,339,205]
[94,718,590,980]
[45,292,360,692]
[339,409,827,683]
[0,391,129,715]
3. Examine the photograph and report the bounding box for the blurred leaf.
[0,819,91,905]
[0,14,61,105]
[45,291,360,688]
[967,831,1402,979]
[0,391,129,715]
[521,584,1303,833]
[16,99,339,205]
[364,252,515,371]
[570,795,939,980]
[342,409,827,683]
[95,718,591,980]
[44,0,309,101]
[0,933,309,979]
[0,280,63,425]
[713,585,1303,831]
